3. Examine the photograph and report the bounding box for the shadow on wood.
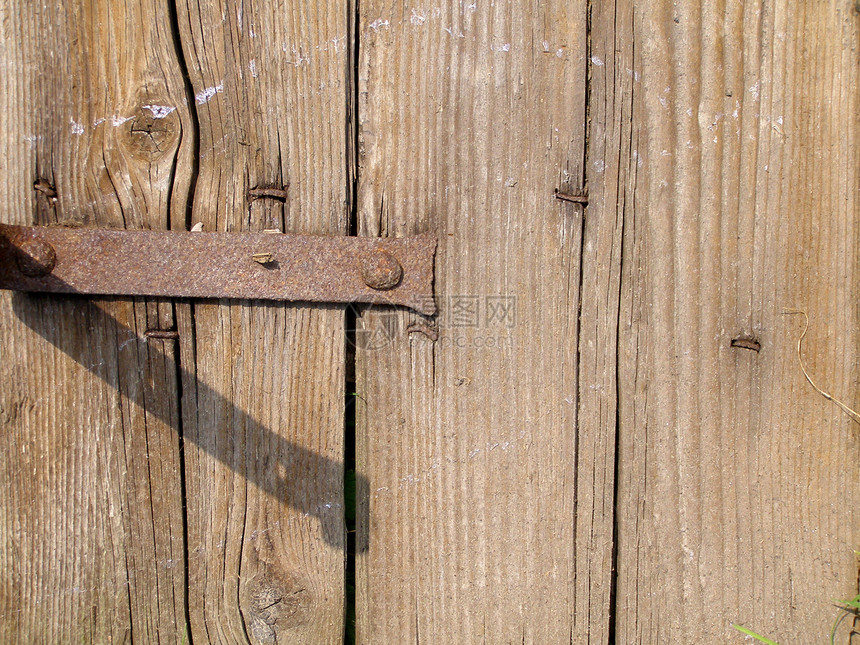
[11,291,366,551]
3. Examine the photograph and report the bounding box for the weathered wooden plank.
[614,1,860,642]
[354,1,593,642]
[0,0,192,641]
[575,0,638,640]
[173,0,349,641]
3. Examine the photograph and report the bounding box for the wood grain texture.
[0,0,192,641]
[614,0,860,642]
[173,0,349,641]
[354,1,593,642]
[576,0,638,641]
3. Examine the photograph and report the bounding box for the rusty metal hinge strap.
[0,224,436,315]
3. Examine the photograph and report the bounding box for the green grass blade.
[836,595,860,609]
[732,624,780,645]
[830,594,860,644]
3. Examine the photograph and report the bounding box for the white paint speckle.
[92,117,106,127]
[504,177,517,187]
[590,55,604,66]
[369,18,389,30]
[710,113,724,131]
[195,83,224,104]
[399,473,420,488]
[112,115,131,127]
[118,336,137,352]
[410,8,426,25]
[593,159,605,173]
[142,105,176,119]
[248,59,258,78]
[285,47,310,66]
[70,118,84,135]
[749,80,760,100]
[330,35,345,53]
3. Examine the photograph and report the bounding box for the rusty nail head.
[731,335,761,352]
[361,248,403,290]
[16,238,57,277]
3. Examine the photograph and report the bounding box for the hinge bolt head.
[360,249,403,290]
[16,238,56,277]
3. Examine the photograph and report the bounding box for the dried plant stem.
[783,309,860,425]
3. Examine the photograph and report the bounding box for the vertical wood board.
[0,0,193,640]
[174,0,350,641]
[614,1,860,642]
[354,1,596,642]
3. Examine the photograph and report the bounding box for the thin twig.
[783,308,860,425]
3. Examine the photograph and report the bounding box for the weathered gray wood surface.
[353,1,599,642]
[1,0,859,642]
[173,0,350,641]
[355,0,860,643]
[613,1,860,642]
[0,0,348,642]
[0,0,192,640]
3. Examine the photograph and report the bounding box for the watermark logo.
[349,307,399,351]
[347,294,517,351]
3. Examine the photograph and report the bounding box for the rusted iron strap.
[0,224,436,315]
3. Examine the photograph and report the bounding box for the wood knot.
[117,101,180,161]
[242,570,313,642]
